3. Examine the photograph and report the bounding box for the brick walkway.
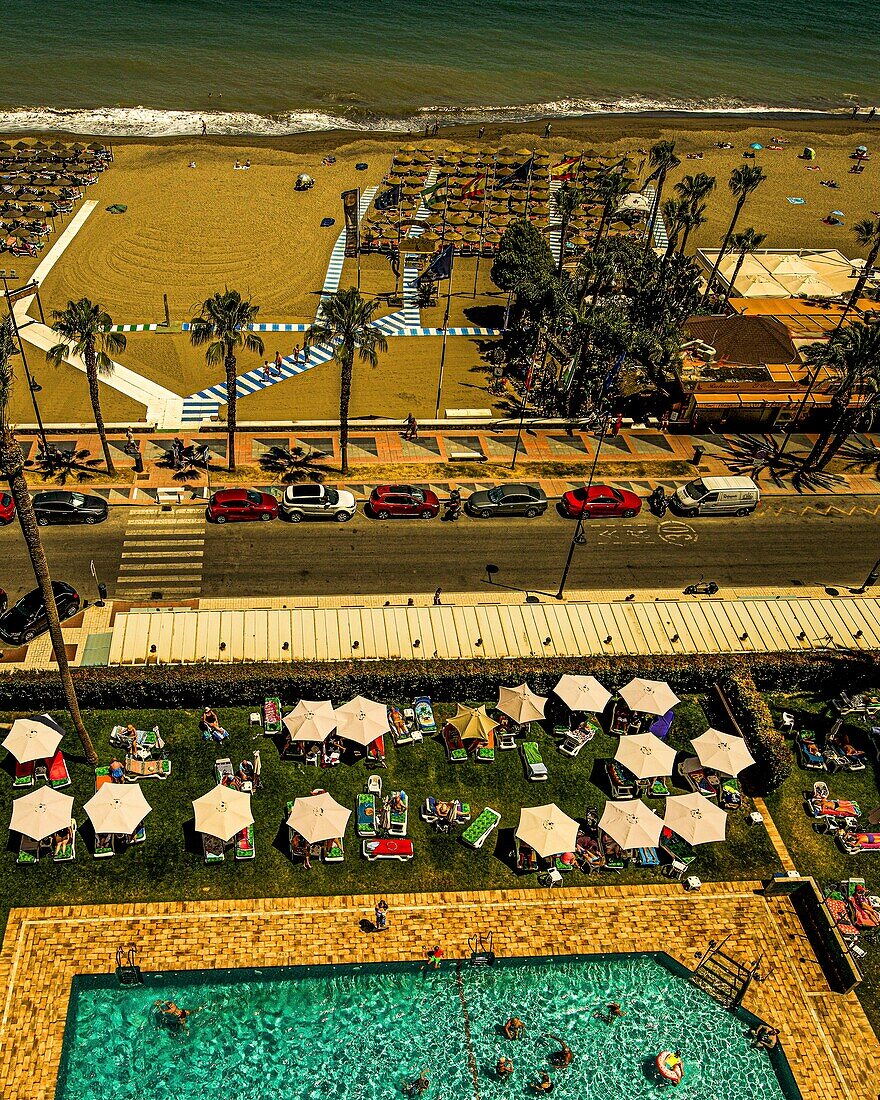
[1,885,876,1100]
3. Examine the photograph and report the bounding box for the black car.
[0,581,80,644]
[465,483,549,518]
[31,491,108,526]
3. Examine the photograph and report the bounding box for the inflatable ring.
[656,1052,683,1084]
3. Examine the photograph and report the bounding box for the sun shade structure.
[614,733,677,780]
[287,791,351,844]
[10,788,74,841]
[282,700,336,743]
[599,799,663,850]
[334,695,389,747]
[619,678,680,716]
[553,674,612,713]
[691,728,755,776]
[84,783,151,835]
[2,714,65,763]
[192,784,254,843]
[449,704,498,742]
[515,803,579,858]
[663,793,728,846]
[497,683,547,724]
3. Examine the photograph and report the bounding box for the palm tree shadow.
[25,447,102,485]
[258,446,329,485]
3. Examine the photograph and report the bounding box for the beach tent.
[802,147,815,160]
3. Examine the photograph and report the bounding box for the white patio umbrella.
[617,192,651,215]
[497,683,547,724]
[84,783,151,835]
[334,695,389,747]
[599,799,663,851]
[287,791,351,844]
[775,273,837,297]
[192,784,253,843]
[515,803,579,859]
[619,678,680,716]
[283,700,336,742]
[664,793,728,846]
[2,714,65,763]
[614,732,677,780]
[10,787,74,840]
[691,728,755,777]
[553,674,612,713]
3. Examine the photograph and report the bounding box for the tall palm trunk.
[84,345,115,475]
[0,425,96,763]
[722,250,748,310]
[339,346,354,475]
[225,352,237,471]
[702,197,745,306]
[837,237,880,330]
[679,223,694,256]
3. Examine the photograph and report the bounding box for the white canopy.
[553,674,611,713]
[2,714,64,763]
[287,791,351,844]
[192,784,253,843]
[334,695,389,747]
[614,732,677,780]
[691,728,755,777]
[619,678,680,716]
[663,793,728,846]
[84,783,151,835]
[599,799,663,851]
[10,787,74,841]
[515,804,579,859]
[283,700,336,743]
[497,683,547,724]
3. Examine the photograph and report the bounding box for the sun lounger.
[825,734,867,771]
[403,707,423,743]
[13,760,34,788]
[846,880,880,928]
[611,699,636,735]
[321,742,341,767]
[550,851,578,873]
[324,837,344,862]
[795,730,826,770]
[825,894,860,938]
[648,709,675,741]
[521,741,548,781]
[718,775,741,810]
[387,791,408,836]
[838,831,880,854]
[263,696,282,734]
[660,826,697,868]
[203,833,225,863]
[514,837,539,873]
[462,806,501,848]
[560,718,599,757]
[632,846,660,867]
[17,833,41,865]
[362,838,414,861]
[124,756,171,781]
[496,716,523,751]
[475,729,495,763]
[357,792,377,837]
[53,821,76,862]
[575,830,605,873]
[235,824,256,861]
[47,748,70,789]
[600,830,626,871]
[388,705,413,746]
[366,736,386,768]
[214,757,235,785]
[637,775,672,798]
[806,796,861,820]
[679,757,720,799]
[604,760,636,799]
[109,724,164,754]
[413,696,437,733]
[442,723,468,762]
[94,832,115,858]
[421,796,471,828]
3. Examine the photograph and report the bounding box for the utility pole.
[555,408,610,600]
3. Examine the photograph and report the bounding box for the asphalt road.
[0,496,877,603]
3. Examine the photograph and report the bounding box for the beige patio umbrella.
[287,791,351,844]
[663,793,728,846]
[497,683,547,724]
[691,728,755,777]
[619,678,680,716]
[614,733,677,780]
[553,674,611,713]
[515,803,579,859]
[2,714,64,763]
[334,695,389,747]
[283,700,336,743]
[192,784,253,843]
[449,703,497,742]
[84,783,151,835]
[10,788,74,840]
[599,799,663,850]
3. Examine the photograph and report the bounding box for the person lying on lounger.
[200,707,228,741]
[53,827,72,856]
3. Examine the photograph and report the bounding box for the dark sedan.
[465,483,548,518]
[0,581,80,645]
[32,490,108,526]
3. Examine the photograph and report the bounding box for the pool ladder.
[468,931,496,966]
[115,944,143,986]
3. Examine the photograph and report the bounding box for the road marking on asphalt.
[116,508,206,598]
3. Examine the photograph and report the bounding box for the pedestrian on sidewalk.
[273,350,284,375]
[292,343,300,364]
[375,899,389,931]
[171,437,184,469]
[433,588,442,605]
[611,413,623,437]
[660,411,670,431]
[403,412,418,440]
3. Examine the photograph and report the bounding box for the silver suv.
[281,484,357,522]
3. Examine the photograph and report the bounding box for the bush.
[721,671,792,793]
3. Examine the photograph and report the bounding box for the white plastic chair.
[367,775,382,796]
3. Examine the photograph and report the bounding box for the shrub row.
[721,671,792,793]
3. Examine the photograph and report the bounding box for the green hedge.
[721,671,792,792]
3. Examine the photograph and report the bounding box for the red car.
[369,484,440,519]
[207,488,279,524]
[561,484,642,519]
[0,492,15,525]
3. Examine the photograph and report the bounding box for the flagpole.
[434,250,455,419]
[510,326,542,469]
[473,164,493,298]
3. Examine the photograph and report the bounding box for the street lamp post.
[555,407,610,600]
[856,553,880,594]
[1,269,51,463]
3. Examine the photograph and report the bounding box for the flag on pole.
[375,183,403,210]
[602,352,626,395]
[460,173,486,198]
[496,156,534,189]
[550,157,579,179]
[419,177,448,203]
[417,244,454,287]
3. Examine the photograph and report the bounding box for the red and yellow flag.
[550,157,579,179]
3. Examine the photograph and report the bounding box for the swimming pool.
[56,953,801,1100]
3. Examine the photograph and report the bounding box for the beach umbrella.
[618,192,651,215]
[84,783,151,835]
[599,799,663,851]
[691,728,755,777]
[192,783,253,843]
[516,803,579,858]
[2,714,65,763]
[10,788,74,841]
[749,143,763,151]
[334,695,389,747]
[619,678,680,716]
[0,142,10,151]
[461,230,482,243]
[283,699,336,743]
[449,703,497,743]
[13,141,30,151]
[664,793,727,846]
[553,674,611,713]
[734,272,785,297]
[614,732,676,780]
[497,683,547,724]
[287,791,351,844]
[777,273,837,297]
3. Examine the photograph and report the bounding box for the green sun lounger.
[203,833,225,863]
[521,741,548,781]
[94,832,115,859]
[357,792,377,837]
[53,821,76,862]
[462,806,501,849]
[388,791,408,836]
[324,837,344,863]
[13,761,35,788]
[476,733,495,763]
[17,834,40,865]
[442,723,468,763]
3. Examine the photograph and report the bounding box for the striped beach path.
[643,186,669,250]
[317,185,377,320]
[401,167,438,326]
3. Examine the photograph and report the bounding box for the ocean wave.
[0,97,834,137]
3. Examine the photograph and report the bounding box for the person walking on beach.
[544,122,552,138]
[200,118,207,136]
[478,126,485,139]
[273,349,284,375]
[292,343,300,364]
[611,412,623,437]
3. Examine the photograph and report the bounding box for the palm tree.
[0,319,96,763]
[46,298,126,475]
[836,217,880,329]
[661,198,690,258]
[722,227,767,309]
[701,165,767,306]
[189,289,264,471]
[552,182,585,276]
[591,169,632,247]
[306,287,388,475]
[644,141,680,250]
[678,202,708,256]
[673,172,716,254]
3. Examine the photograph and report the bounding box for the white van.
[672,476,760,517]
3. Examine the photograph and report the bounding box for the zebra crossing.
[401,167,438,326]
[115,507,205,600]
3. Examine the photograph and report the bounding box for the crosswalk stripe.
[122,550,204,559]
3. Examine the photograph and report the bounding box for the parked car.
[561,484,642,519]
[465,483,548,518]
[206,488,279,524]
[281,483,357,522]
[0,581,79,644]
[0,493,15,525]
[671,476,759,517]
[31,490,108,526]
[368,484,440,519]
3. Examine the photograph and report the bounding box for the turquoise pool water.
[56,953,799,1099]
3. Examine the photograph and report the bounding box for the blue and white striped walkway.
[111,323,164,332]
[317,186,377,321]
[643,186,669,250]
[547,180,563,265]
[401,167,438,327]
